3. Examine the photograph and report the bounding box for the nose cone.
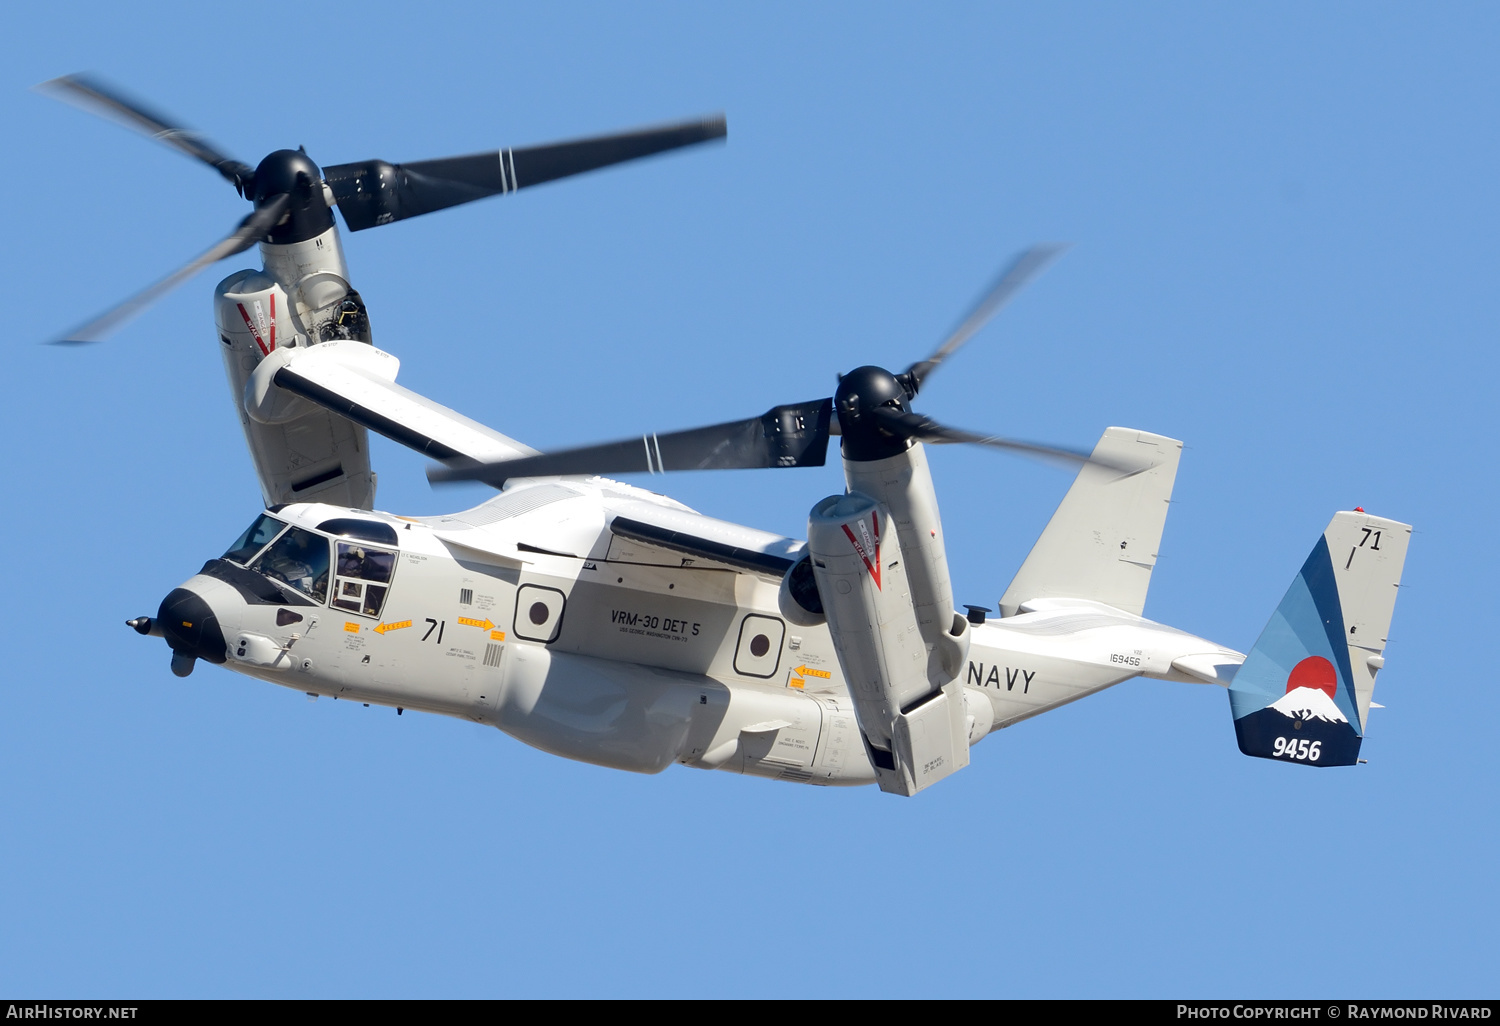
[157,587,228,668]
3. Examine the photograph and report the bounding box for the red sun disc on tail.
[1286,656,1338,700]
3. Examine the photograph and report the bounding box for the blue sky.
[1,1,1495,997]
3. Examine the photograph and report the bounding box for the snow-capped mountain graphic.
[1233,686,1362,766]
[1268,686,1349,724]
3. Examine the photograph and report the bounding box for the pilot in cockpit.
[257,528,330,602]
[337,545,368,578]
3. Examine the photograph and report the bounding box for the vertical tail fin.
[999,428,1182,617]
[1229,511,1411,767]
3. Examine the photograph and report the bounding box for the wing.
[246,340,535,467]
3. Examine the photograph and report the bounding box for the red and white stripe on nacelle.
[236,293,276,356]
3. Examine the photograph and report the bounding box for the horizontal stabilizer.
[1170,653,1241,686]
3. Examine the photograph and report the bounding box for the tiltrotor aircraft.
[46,75,1412,795]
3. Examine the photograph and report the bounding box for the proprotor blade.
[51,194,290,345]
[869,407,1135,471]
[903,243,1068,392]
[428,398,831,489]
[37,74,255,193]
[324,115,727,231]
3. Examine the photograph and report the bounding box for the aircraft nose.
[157,586,228,676]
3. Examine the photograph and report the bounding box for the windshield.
[250,526,330,603]
[223,513,287,565]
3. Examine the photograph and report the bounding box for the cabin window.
[331,541,397,618]
[250,527,330,603]
[733,614,786,678]
[223,513,287,565]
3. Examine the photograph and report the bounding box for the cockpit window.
[223,514,288,565]
[331,541,397,618]
[250,527,330,603]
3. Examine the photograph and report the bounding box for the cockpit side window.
[223,514,287,565]
[250,527,330,603]
[331,541,397,618]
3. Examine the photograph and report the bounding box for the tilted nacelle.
[805,441,975,796]
[215,230,379,511]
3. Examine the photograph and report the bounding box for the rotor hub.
[252,149,321,201]
[252,149,334,245]
[835,365,913,462]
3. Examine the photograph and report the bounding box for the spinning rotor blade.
[38,74,255,192]
[324,116,727,231]
[52,194,290,345]
[867,406,1124,470]
[903,243,1068,391]
[428,398,832,488]
[427,242,1106,491]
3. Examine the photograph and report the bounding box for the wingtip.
[34,72,98,101]
[33,73,75,93]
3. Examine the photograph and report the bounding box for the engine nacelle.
[215,264,376,510]
[807,492,970,795]
[843,442,969,682]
